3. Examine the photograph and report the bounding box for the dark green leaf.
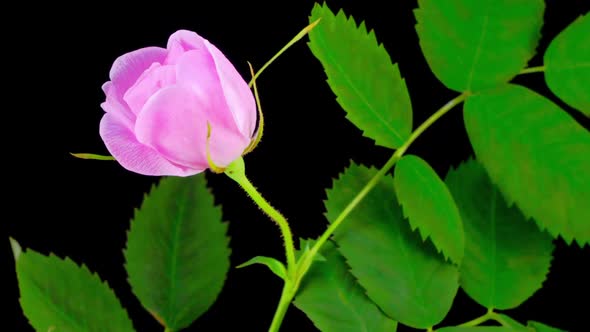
[125,175,230,330]
[446,159,553,309]
[308,3,412,149]
[394,155,464,264]
[464,84,590,246]
[415,0,544,91]
[294,241,398,332]
[325,163,459,328]
[544,13,590,116]
[236,256,287,281]
[11,239,134,332]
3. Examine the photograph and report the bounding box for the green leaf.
[294,241,398,332]
[308,3,412,149]
[445,159,554,309]
[325,163,459,328]
[12,240,134,332]
[438,328,517,332]
[464,84,590,245]
[394,155,464,264]
[415,0,544,91]
[544,13,590,115]
[236,256,287,281]
[495,313,530,332]
[125,174,230,331]
[527,321,567,332]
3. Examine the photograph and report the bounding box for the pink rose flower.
[99,30,257,176]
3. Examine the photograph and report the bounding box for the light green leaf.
[325,163,459,329]
[394,155,464,264]
[297,238,326,262]
[446,159,553,309]
[527,321,567,332]
[464,84,590,246]
[13,240,134,332]
[236,256,287,281]
[294,241,398,332]
[544,13,590,116]
[438,328,518,332]
[125,174,230,331]
[308,3,412,149]
[415,0,544,91]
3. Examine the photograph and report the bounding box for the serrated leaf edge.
[309,3,412,148]
[475,152,586,247]
[393,156,464,264]
[15,246,133,331]
[122,177,231,329]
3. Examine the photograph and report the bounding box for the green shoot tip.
[70,153,116,161]
[9,237,22,261]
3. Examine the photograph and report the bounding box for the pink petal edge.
[109,46,167,95]
[205,40,257,138]
[101,82,135,129]
[165,30,206,64]
[100,112,202,177]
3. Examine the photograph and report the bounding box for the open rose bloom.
[100,30,257,176]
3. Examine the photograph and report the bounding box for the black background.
[4,1,589,331]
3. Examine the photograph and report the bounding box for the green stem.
[257,91,468,332]
[519,65,545,75]
[305,92,470,271]
[457,309,494,327]
[226,158,297,275]
[164,328,173,332]
[241,177,296,270]
[268,282,296,332]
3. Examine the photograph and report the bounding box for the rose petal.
[100,112,200,176]
[175,50,242,135]
[165,30,206,65]
[123,62,176,115]
[135,85,249,169]
[205,40,257,138]
[101,82,135,129]
[109,46,167,94]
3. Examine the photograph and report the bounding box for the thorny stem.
[226,158,297,275]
